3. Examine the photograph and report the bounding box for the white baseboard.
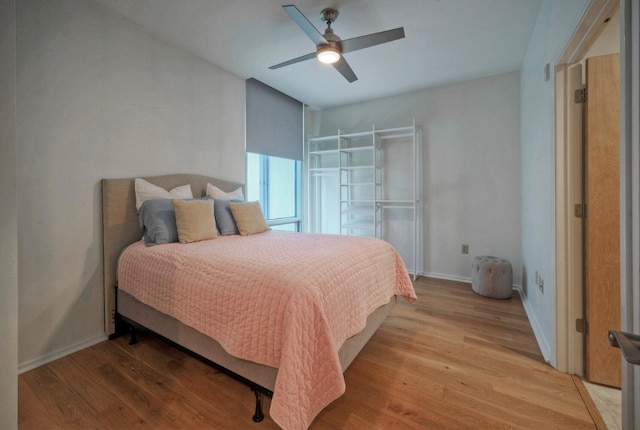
[420,271,523,290]
[513,285,552,364]
[420,271,471,283]
[18,333,107,374]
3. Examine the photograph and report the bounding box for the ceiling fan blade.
[332,56,358,83]
[341,27,405,54]
[269,52,317,70]
[282,5,328,46]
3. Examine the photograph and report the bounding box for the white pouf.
[471,256,513,299]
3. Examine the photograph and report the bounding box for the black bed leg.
[252,388,264,423]
[128,325,138,345]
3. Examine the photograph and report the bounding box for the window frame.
[247,152,302,232]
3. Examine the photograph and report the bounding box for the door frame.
[554,0,618,376]
[555,60,585,376]
[555,0,640,428]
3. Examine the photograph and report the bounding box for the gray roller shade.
[246,78,303,160]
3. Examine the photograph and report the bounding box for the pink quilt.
[118,230,416,429]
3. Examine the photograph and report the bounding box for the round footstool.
[471,256,512,299]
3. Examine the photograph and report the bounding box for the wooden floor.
[19,277,597,429]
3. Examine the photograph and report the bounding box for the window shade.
[246,78,303,161]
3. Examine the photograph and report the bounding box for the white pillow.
[134,178,193,211]
[206,183,244,200]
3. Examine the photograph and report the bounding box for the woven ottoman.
[471,256,512,299]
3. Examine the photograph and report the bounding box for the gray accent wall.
[16,0,246,370]
[1,0,18,427]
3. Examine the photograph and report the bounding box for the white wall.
[1,0,18,427]
[520,0,590,364]
[16,0,246,370]
[308,71,522,285]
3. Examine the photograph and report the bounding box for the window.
[245,78,303,231]
[246,152,301,231]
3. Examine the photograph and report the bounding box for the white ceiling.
[94,0,542,109]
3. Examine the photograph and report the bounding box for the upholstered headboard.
[101,174,244,335]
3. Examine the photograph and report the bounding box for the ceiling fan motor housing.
[319,9,342,53]
[320,8,338,24]
[321,28,342,50]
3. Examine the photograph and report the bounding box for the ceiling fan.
[269,5,405,83]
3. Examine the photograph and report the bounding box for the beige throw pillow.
[228,201,270,236]
[172,199,217,243]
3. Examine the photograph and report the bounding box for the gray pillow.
[139,197,215,245]
[214,199,243,235]
[138,198,179,246]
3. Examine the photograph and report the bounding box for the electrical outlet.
[461,244,469,254]
[539,277,544,293]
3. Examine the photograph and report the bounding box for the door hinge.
[574,88,588,103]
[576,318,588,334]
[574,203,587,218]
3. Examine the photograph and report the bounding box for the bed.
[102,173,416,430]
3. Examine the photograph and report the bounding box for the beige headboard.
[102,174,245,335]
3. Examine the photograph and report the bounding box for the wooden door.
[584,53,621,388]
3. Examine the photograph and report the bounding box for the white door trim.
[555,0,639,427]
[555,62,585,375]
[554,0,618,375]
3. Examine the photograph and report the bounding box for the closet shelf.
[307,120,423,279]
[339,165,375,171]
[340,182,376,186]
[309,167,338,174]
[339,146,374,153]
[309,149,339,155]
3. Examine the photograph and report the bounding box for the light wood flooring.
[19,277,598,429]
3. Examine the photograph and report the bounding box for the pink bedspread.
[118,230,416,429]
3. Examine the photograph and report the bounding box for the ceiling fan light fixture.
[317,45,340,64]
[272,5,405,83]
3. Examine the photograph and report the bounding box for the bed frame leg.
[252,388,264,423]
[128,325,138,345]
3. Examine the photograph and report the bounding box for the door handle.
[608,330,640,365]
